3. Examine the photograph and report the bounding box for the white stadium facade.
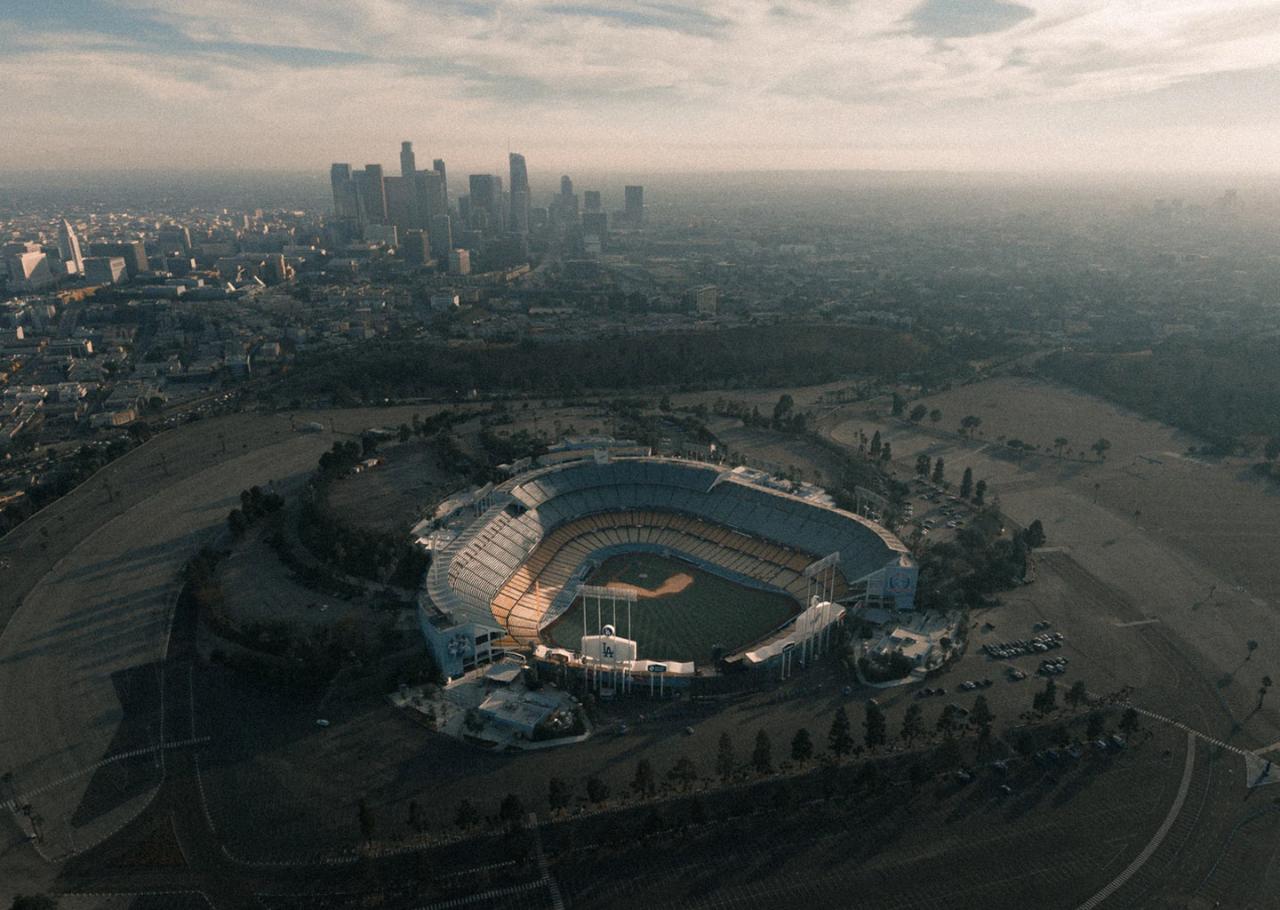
[414,453,917,687]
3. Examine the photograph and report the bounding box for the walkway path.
[1076,731,1196,910]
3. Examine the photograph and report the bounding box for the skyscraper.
[330,163,359,220]
[557,175,578,221]
[624,185,644,225]
[433,158,449,209]
[384,176,416,234]
[583,190,602,212]
[429,213,453,262]
[57,219,84,275]
[400,141,416,179]
[413,170,447,226]
[355,165,388,224]
[468,174,501,233]
[508,152,530,234]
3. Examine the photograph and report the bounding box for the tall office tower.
[468,174,501,233]
[400,141,417,178]
[88,240,148,277]
[354,164,388,224]
[583,190,602,212]
[624,185,644,225]
[508,152,530,234]
[57,219,84,275]
[429,213,453,262]
[433,158,449,208]
[560,175,573,196]
[414,170,447,225]
[582,211,608,238]
[383,176,417,234]
[330,163,359,220]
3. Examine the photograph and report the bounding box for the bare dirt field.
[825,375,1280,753]
[325,437,458,535]
[218,528,364,630]
[708,419,846,484]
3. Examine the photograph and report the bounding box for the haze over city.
[6,0,1280,174]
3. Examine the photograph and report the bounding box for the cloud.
[3,0,1280,173]
[541,2,730,36]
[906,0,1034,38]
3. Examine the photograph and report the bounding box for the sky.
[4,0,1280,177]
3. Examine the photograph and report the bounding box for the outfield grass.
[543,552,798,664]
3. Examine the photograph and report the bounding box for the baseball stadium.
[416,454,917,686]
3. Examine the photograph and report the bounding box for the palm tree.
[1054,436,1068,457]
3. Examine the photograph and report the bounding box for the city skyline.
[4,1,1280,175]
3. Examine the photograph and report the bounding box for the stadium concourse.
[415,455,918,683]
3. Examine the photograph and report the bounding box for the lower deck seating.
[492,509,849,642]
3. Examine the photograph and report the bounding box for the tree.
[959,467,973,500]
[901,702,924,745]
[548,777,571,814]
[499,793,525,827]
[227,508,249,538]
[974,479,987,505]
[398,423,411,443]
[791,728,814,765]
[772,394,795,427]
[1118,707,1141,737]
[960,415,982,436]
[870,431,882,459]
[828,706,854,758]
[864,701,887,751]
[1247,639,1259,661]
[915,453,931,477]
[1086,711,1106,740]
[586,776,610,804]
[668,756,698,792]
[1266,437,1280,461]
[752,729,773,775]
[1066,680,1089,710]
[716,731,736,781]
[970,695,994,742]
[929,409,942,424]
[891,393,906,417]
[632,759,657,799]
[1259,676,1274,711]
[880,442,892,465]
[1034,677,1058,715]
[910,404,928,422]
[1023,519,1046,549]
[357,798,376,843]
[931,458,945,484]
[407,799,421,832]
[455,799,479,830]
[936,704,963,739]
[1091,438,1112,461]
[1054,436,1069,457]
